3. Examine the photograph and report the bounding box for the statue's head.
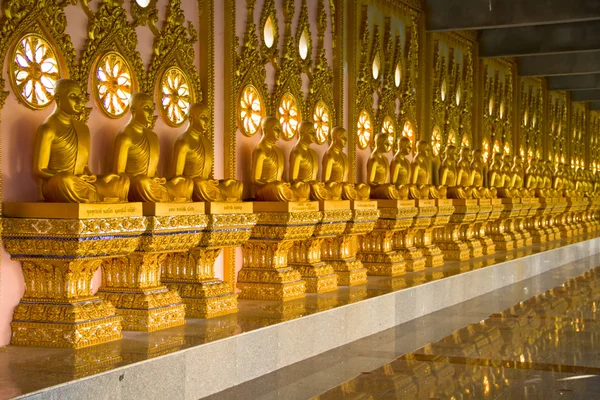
[298,121,317,144]
[331,127,347,148]
[54,79,83,116]
[415,140,428,156]
[261,116,281,142]
[399,137,411,156]
[189,103,210,132]
[459,146,471,162]
[445,145,456,159]
[472,149,482,164]
[130,93,154,127]
[492,152,502,165]
[374,132,393,153]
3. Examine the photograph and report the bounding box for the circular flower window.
[238,85,264,136]
[10,34,60,109]
[160,67,191,126]
[313,101,330,144]
[277,93,300,140]
[357,110,373,150]
[447,130,457,146]
[381,116,395,137]
[432,127,442,157]
[482,139,490,163]
[402,121,414,147]
[461,135,469,147]
[94,52,133,118]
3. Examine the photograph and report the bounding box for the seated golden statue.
[441,145,468,199]
[172,103,243,202]
[511,156,531,198]
[289,121,329,201]
[113,93,192,202]
[409,140,446,199]
[456,147,479,199]
[553,163,564,194]
[367,132,400,199]
[33,79,129,203]
[470,149,494,198]
[390,136,413,199]
[251,116,296,201]
[488,152,505,191]
[541,161,557,197]
[322,127,370,200]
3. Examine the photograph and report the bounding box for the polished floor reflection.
[315,268,600,399]
[0,239,591,399]
[206,256,600,400]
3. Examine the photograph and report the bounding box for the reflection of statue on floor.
[252,116,297,201]
[289,121,328,201]
[172,103,243,202]
[368,133,400,199]
[322,127,370,200]
[410,140,446,199]
[113,93,192,202]
[33,79,129,203]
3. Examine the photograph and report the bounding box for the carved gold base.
[237,268,306,301]
[328,259,368,286]
[475,235,495,255]
[419,245,445,268]
[11,298,122,349]
[293,264,338,293]
[466,239,483,258]
[361,252,406,276]
[490,232,515,251]
[97,287,185,332]
[165,280,238,318]
[438,241,471,261]
[398,248,426,272]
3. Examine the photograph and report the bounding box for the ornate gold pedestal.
[393,200,429,272]
[558,197,577,239]
[98,203,208,332]
[549,197,567,240]
[321,200,379,286]
[514,198,534,247]
[527,197,549,244]
[3,203,145,348]
[162,202,257,318]
[472,199,495,256]
[435,199,481,261]
[490,198,522,250]
[289,201,352,293]
[238,202,321,301]
[417,199,453,268]
[358,200,417,276]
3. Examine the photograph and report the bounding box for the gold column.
[393,200,428,272]
[2,203,145,348]
[416,199,454,268]
[162,202,257,318]
[98,203,207,332]
[289,201,352,293]
[435,199,481,261]
[237,202,321,301]
[473,199,497,255]
[321,200,379,286]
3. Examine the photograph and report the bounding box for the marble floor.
[0,238,594,400]
[207,253,600,400]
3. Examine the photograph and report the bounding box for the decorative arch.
[80,0,145,120]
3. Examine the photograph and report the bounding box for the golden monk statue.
[172,103,243,202]
[410,140,446,199]
[471,149,494,198]
[511,156,531,197]
[322,127,370,200]
[367,132,399,199]
[289,121,329,201]
[113,93,192,202]
[252,116,297,201]
[456,147,479,199]
[390,136,413,199]
[488,153,504,189]
[441,145,468,199]
[553,163,564,194]
[33,79,129,203]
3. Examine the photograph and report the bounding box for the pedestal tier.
[238,202,322,301]
[163,203,257,318]
[99,204,208,331]
[436,199,481,261]
[3,203,146,348]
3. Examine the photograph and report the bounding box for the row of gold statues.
[3,78,600,349]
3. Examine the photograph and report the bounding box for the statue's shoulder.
[71,119,90,136]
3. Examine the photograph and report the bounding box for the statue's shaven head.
[54,79,80,98]
[189,103,209,120]
[130,92,153,109]
[261,116,279,132]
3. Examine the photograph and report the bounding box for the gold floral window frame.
[277,93,301,141]
[159,66,193,127]
[238,84,265,137]
[357,109,373,150]
[10,33,61,110]
[312,101,331,145]
[93,51,135,118]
